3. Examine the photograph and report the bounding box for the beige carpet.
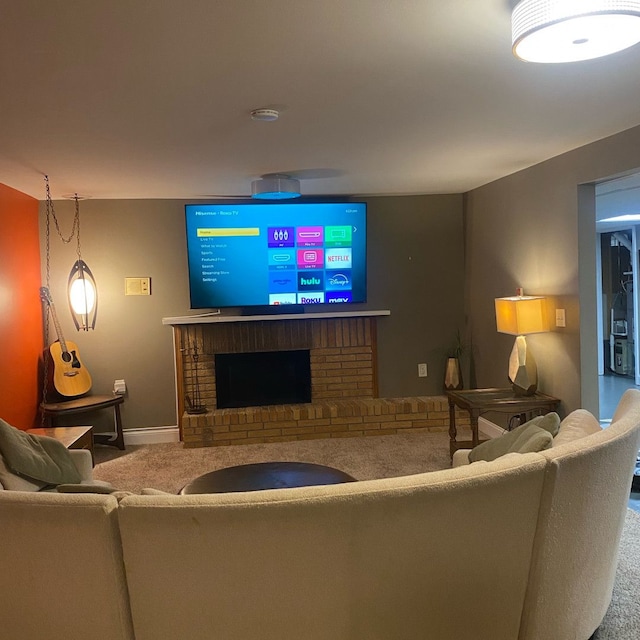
[93,431,452,493]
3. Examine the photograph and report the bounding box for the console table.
[446,388,561,457]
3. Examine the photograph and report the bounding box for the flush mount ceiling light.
[599,213,640,222]
[251,173,301,200]
[512,0,640,63]
[250,108,279,122]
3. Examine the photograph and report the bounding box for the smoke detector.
[250,108,279,122]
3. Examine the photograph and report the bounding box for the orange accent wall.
[0,184,42,429]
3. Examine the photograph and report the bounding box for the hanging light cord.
[41,175,83,420]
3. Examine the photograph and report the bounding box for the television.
[185,201,367,311]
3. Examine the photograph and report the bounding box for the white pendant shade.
[69,278,96,315]
[512,0,640,63]
[67,259,98,331]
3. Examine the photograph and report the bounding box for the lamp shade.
[67,259,98,331]
[495,296,548,335]
[512,0,640,63]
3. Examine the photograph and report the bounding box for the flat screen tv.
[185,201,367,310]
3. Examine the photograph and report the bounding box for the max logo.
[329,296,350,303]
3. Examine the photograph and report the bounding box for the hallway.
[599,373,639,423]
[599,373,640,512]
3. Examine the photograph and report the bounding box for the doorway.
[596,178,640,422]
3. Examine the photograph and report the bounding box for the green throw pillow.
[530,412,561,437]
[508,425,553,454]
[468,412,560,462]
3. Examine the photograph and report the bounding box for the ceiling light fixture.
[599,213,640,222]
[43,177,98,331]
[251,174,301,200]
[512,0,640,63]
[250,108,279,122]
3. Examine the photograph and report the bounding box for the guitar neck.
[48,301,69,354]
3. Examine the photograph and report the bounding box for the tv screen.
[185,201,367,310]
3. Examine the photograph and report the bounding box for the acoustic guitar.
[40,286,92,397]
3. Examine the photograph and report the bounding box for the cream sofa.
[1,390,640,640]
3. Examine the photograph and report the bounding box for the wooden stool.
[40,394,125,450]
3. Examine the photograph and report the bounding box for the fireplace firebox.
[215,349,311,409]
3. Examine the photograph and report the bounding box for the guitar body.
[40,286,93,398]
[47,340,92,398]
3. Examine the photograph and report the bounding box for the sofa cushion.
[0,419,81,484]
[56,482,116,494]
[552,409,602,447]
[530,412,561,437]
[510,426,553,454]
[0,455,49,491]
[469,413,559,462]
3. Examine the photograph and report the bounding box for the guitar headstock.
[40,286,53,305]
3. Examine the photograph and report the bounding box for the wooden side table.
[40,394,125,451]
[26,426,94,465]
[446,388,561,458]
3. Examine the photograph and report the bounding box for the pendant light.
[66,194,97,331]
[44,177,98,331]
[512,0,640,63]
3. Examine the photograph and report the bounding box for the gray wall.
[464,124,640,416]
[40,194,465,429]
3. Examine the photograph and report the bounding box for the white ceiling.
[3,0,640,201]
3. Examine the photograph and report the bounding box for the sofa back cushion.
[552,408,602,447]
[119,454,547,640]
[0,491,134,640]
[519,389,640,640]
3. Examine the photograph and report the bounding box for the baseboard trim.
[123,426,180,445]
[478,417,506,439]
[121,421,503,446]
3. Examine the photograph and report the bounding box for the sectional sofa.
[1,390,640,640]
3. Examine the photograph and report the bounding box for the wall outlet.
[113,379,127,395]
[555,308,566,328]
[418,363,428,377]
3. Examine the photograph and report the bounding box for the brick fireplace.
[163,310,467,447]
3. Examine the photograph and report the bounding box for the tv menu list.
[266,224,354,304]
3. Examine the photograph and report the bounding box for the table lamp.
[495,293,549,396]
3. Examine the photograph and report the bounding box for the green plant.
[450,329,467,359]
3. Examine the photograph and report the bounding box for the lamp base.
[508,335,538,396]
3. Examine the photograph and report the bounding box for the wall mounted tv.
[185,201,367,310]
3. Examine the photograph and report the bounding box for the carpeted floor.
[93,431,640,639]
[93,431,453,493]
[596,509,640,640]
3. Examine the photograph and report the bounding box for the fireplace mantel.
[162,309,390,326]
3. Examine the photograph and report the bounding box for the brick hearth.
[182,396,462,447]
[166,312,468,447]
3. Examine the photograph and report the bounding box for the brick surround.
[182,396,466,447]
[170,314,468,447]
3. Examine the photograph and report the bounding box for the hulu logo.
[298,271,324,291]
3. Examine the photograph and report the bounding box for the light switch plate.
[125,277,151,295]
